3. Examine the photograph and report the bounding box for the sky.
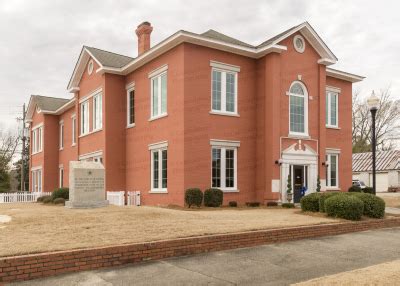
[0,0,399,131]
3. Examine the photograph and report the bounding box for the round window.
[87,59,94,75]
[293,35,305,53]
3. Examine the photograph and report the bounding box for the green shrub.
[300,193,321,212]
[325,195,364,220]
[267,201,278,207]
[228,201,237,207]
[348,185,362,193]
[37,196,45,203]
[53,198,66,205]
[42,196,53,204]
[351,193,385,218]
[282,203,295,208]
[204,188,223,207]
[245,202,260,207]
[319,192,342,213]
[184,188,203,208]
[52,188,69,200]
[362,187,374,194]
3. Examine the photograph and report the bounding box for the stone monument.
[65,161,109,208]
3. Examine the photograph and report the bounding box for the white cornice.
[326,68,365,83]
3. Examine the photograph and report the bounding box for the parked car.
[352,179,367,189]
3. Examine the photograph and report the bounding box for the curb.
[1,218,400,283]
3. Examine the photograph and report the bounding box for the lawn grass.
[0,203,338,257]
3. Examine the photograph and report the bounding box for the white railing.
[127,191,141,206]
[106,191,141,206]
[0,192,51,203]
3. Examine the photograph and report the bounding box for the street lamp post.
[367,91,380,195]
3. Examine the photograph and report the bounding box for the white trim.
[148,114,168,122]
[148,141,168,150]
[150,70,168,120]
[288,81,309,137]
[126,82,135,90]
[209,111,240,117]
[79,87,102,104]
[210,61,240,72]
[293,35,305,53]
[326,89,339,128]
[326,153,339,188]
[87,59,94,75]
[150,145,168,193]
[326,68,365,83]
[32,122,44,130]
[80,100,90,135]
[31,165,43,171]
[326,148,341,154]
[59,166,64,188]
[79,150,103,161]
[59,121,64,150]
[148,64,168,79]
[211,67,238,115]
[326,86,341,93]
[78,128,102,138]
[71,116,76,146]
[92,92,103,131]
[210,139,240,148]
[126,86,135,128]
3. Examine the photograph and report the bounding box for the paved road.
[11,227,400,286]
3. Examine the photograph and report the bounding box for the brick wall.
[1,218,400,283]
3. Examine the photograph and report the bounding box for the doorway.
[292,165,308,203]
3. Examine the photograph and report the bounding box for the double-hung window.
[210,61,239,115]
[326,153,339,188]
[32,125,43,154]
[149,141,168,192]
[149,65,167,119]
[288,81,308,136]
[31,168,42,193]
[59,121,64,150]
[326,88,339,128]
[80,100,89,135]
[93,92,102,131]
[71,115,76,145]
[127,87,135,127]
[59,166,64,188]
[210,140,239,191]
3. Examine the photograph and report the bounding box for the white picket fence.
[106,191,141,206]
[0,192,51,203]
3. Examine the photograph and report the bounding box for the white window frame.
[80,100,89,135]
[326,153,339,189]
[149,65,168,120]
[210,139,240,192]
[59,165,64,188]
[148,141,168,193]
[31,124,43,154]
[93,92,102,131]
[326,87,340,128]
[288,81,309,137]
[31,167,42,193]
[210,61,239,116]
[127,85,135,128]
[59,120,64,150]
[71,115,76,146]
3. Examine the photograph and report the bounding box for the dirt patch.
[0,203,338,257]
[293,259,400,285]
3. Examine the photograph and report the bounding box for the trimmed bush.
[325,195,364,220]
[246,202,260,207]
[351,193,385,218]
[300,193,321,212]
[282,203,295,208]
[319,192,342,213]
[204,188,223,207]
[362,187,374,194]
[53,198,66,205]
[52,188,69,200]
[37,196,45,203]
[184,188,203,208]
[228,201,238,207]
[42,196,53,204]
[266,201,278,207]
[348,185,362,193]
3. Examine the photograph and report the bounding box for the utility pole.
[21,103,26,192]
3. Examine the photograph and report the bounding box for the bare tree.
[0,129,19,172]
[353,87,400,152]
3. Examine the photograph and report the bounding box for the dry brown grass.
[378,193,400,208]
[293,259,400,286]
[0,203,337,257]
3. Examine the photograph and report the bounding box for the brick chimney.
[135,21,153,56]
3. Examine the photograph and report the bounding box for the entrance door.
[293,165,304,203]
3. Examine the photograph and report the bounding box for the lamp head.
[367,90,380,111]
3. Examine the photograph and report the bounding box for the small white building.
[352,150,400,192]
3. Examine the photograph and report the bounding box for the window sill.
[149,114,168,122]
[59,148,63,151]
[127,123,136,129]
[209,111,240,117]
[326,125,341,130]
[149,189,168,194]
[79,128,103,138]
[31,151,43,156]
[221,189,239,193]
[72,143,76,147]
[325,187,341,191]
[288,133,310,139]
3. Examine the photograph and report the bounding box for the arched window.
[288,81,308,135]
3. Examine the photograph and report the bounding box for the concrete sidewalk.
[11,227,400,286]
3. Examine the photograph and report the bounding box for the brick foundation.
[1,218,400,283]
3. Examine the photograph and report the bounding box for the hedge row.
[37,188,69,205]
[300,191,385,220]
[184,188,223,208]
